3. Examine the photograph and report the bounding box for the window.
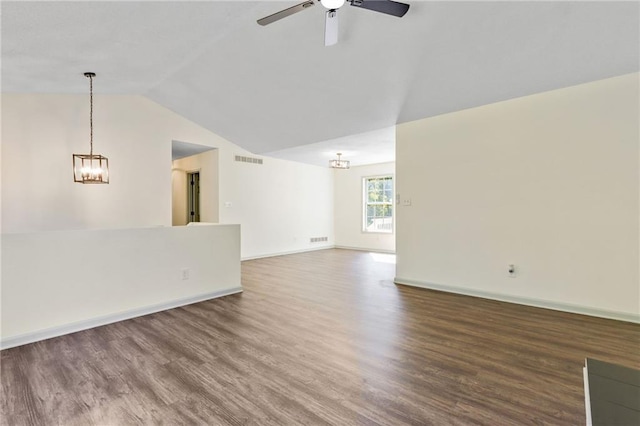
[363,175,393,233]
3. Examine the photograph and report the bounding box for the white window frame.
[362,174,394,234]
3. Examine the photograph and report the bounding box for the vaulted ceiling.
[2,1,638,164]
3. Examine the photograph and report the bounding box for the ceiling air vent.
[235,155,263,165]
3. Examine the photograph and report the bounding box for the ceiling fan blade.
[325,9,339,46]
[257,0,316,26]
[349,0,409,18]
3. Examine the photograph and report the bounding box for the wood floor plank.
[2,248,639,425]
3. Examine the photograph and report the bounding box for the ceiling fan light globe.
[320,0,345,10]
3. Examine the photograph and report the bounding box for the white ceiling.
[266,126,395,167]
[172,140,216,161]
[2,1,639,166]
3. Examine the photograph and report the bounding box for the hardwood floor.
[2,248,639,425]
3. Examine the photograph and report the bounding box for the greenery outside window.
[363,175,393,233]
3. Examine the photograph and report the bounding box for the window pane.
[364,176,393,233]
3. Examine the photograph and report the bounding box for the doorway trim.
[186,170,201,223]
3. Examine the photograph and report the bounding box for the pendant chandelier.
[329,152,350,169]
[73,72,109,184]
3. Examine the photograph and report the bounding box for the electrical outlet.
[508,264,516,278]
[402,198,412,206]
[181,268,190,280]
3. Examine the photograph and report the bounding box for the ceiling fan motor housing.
[320,0,345,10]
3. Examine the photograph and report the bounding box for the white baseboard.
[394,277,640,324]
[334,245,396,254]
[242,245,334,261]
[0,287,243,350]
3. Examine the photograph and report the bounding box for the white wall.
[1,94,334,259]
[334,162,395,252]
[1,224,241,348]
[2,95,171,232]
[172,149,219,226]
[223,156,334,259]
[396,73,640,321]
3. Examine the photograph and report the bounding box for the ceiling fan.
[257,0,410,47]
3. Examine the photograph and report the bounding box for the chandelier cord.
[88,73,93,158]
